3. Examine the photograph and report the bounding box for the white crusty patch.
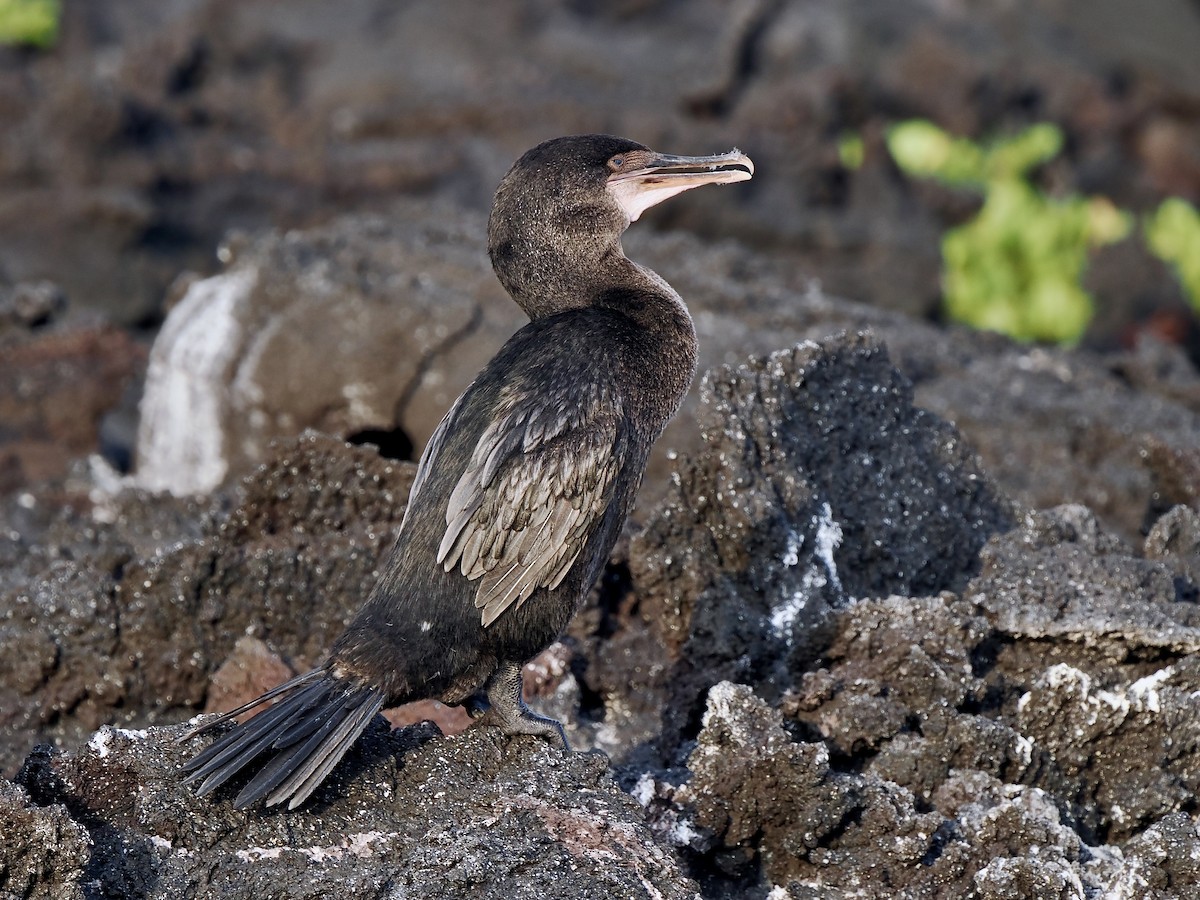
[135,267,257,495]
[631,773,656,807]
[88,725,150,759]
[88,729,112,759]
[812,502,844,594]
[1129,666,1174,714]
[235,831,390,865]
[781,529,801,567]
[1023,663,1177,735]
[769,503,844,644]
[770,589,807,641]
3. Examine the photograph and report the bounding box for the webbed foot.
[475,661,570,750]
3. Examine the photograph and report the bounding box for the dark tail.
[178,669,385,810]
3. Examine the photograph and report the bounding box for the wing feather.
[439,381,625,627]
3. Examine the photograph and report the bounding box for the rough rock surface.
[613,494,1200,894]
[655,683,1200,898]
[914,346,1200,543]
[0,777,91,900]
[587,334,1015,754]
[1145,504,1200,589]
[10,720,697,900]
[0,432,413,775]
[135,211,516,495]
[9,327,1200,896]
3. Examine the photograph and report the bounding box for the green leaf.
[985,123,1063,179]
[889,119,1142,344]
[1145,198,1200,314]
[838,132,864,171]
[886,120,986,187]
[0,0,60,48]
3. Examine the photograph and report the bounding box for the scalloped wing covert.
[436,384,625,627]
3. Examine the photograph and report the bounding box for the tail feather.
[178,669,325,743]
[261,691,384,810]
[271,695,346,748]
[233,707,348,807]
[180,677,334,794]
[179,668,385,809]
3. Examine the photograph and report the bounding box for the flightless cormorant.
[180,134,754,809]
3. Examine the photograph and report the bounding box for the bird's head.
[488,134,753,318]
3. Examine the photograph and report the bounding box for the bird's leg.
[476,661,570,750]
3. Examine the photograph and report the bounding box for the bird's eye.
[609,156,625,169]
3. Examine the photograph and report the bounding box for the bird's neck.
[497,237,689,329]
[595,256,699,424]
[494,238,698,433]
[493,235,697,403]
[594,255,695,338]
[490,224,617,319]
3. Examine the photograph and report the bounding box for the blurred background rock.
[1,0,1197,334]
[4,0,1200,500]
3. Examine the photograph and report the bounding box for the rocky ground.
[3,1,1200,898]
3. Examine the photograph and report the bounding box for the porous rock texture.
[585,334,1015,756]
[10,720,697,900]
[134,211,516,495]
[6,325,1200,898]
[0,433,413,776]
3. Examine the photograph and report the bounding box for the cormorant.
[179,134,754,809]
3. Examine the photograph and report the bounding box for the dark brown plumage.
[179,134,753,809]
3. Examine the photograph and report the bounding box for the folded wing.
[435,381,626,626]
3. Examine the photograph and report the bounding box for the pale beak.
[607,149,755,222]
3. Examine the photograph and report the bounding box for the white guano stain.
[781,530,801,567]
[235,831,390,865]
[1129,665,1174,714]
[631,773,656,807]
[770,503,844,644]
[812,501,843,594]
[136,267,258,495]
[1025,663,1175,737]
[88,729,112,759]
[87,725,150,759]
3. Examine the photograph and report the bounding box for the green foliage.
[941,183,1130,343]
[887,120,1065,190]
[837,132,865,171]
[886,120,1131,344]
[1145,198,1200,315]
[0,0,59,48]
[887,119,986,186]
